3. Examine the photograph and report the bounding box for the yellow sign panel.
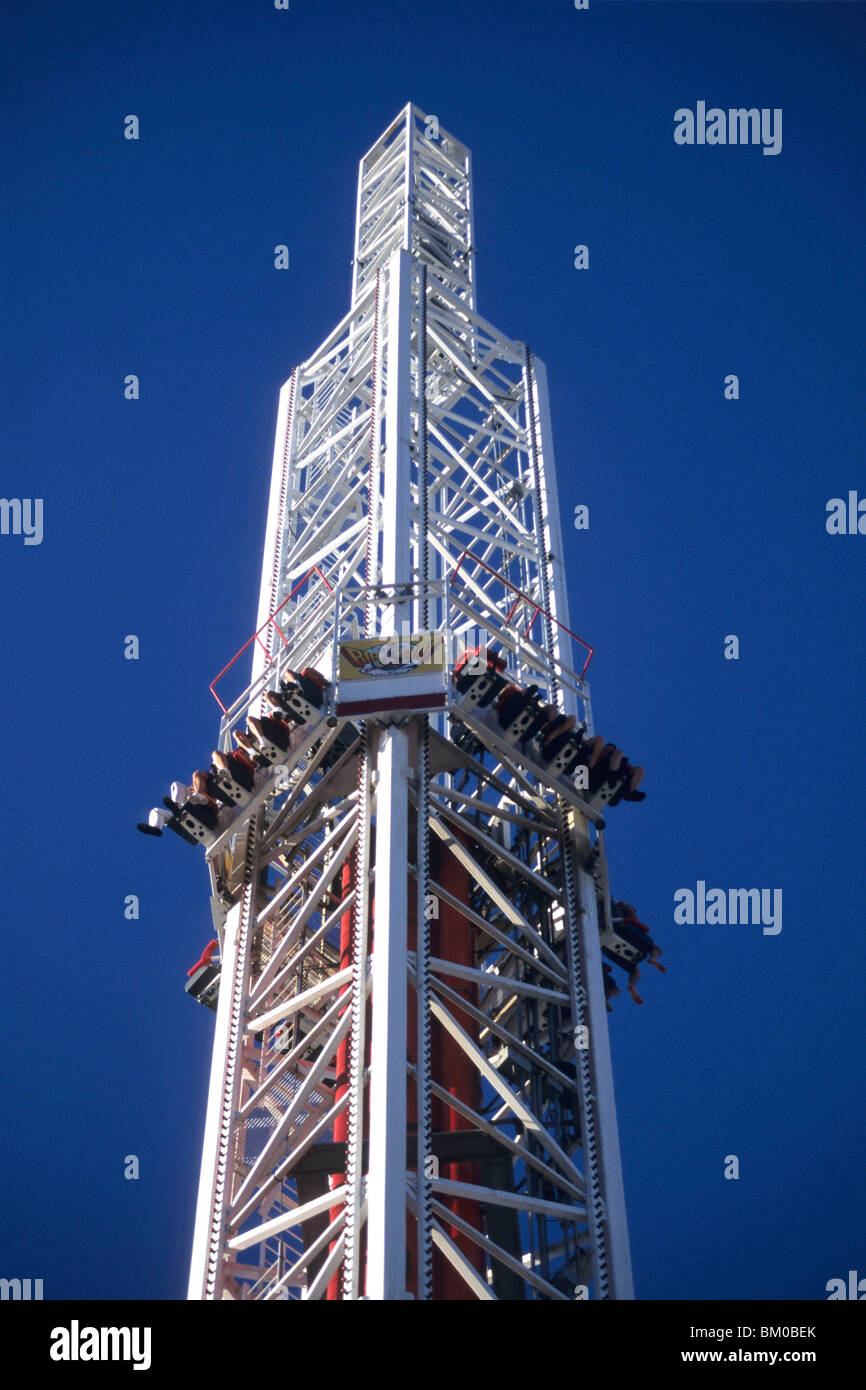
[339,632,446,681]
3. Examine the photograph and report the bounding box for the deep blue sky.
[2,1,863,1301]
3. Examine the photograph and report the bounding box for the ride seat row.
[452,648,645,810]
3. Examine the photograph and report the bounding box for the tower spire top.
[352,104,475,311]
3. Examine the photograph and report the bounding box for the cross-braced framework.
[188,105,635,1301]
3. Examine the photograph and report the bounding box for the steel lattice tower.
[187,104,634,1301]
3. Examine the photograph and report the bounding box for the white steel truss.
[188,104,634,1301]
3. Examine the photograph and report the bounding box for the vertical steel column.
[414,722,433,1299]
[574,854,634,1300]
[342,737,372,1300]
[365,244,414,1299]
[529,353,634,1300]
[254,371,297,673]
[366,727,411,1299]
[401,106,414,255]
[188,850,258,1299]
[381,249,413,618]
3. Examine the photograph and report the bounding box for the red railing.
[452,549,594,681]
[210,565,333,712]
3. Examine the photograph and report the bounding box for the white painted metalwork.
[188,103,634,1301]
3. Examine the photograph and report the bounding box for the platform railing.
[210,562,594,753]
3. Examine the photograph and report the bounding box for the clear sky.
[2,0,864,1300]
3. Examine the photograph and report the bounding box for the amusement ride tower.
[182,104,638,1301]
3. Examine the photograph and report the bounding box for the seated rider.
[495,682,548,740]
